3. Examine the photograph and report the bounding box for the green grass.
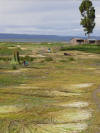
[60,44,100,54]
[0,47,15,56]
[0,73,26,87]
[0,42,100,133]
[0,46,32,56]
[45,57,53,62]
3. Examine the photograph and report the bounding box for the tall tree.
[79,0,95,39]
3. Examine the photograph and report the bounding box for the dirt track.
[92,87,100,133]
[93,87,100,111]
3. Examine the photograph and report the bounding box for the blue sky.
[0,0,100,36]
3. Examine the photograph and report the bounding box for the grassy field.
[61,44,100,54]
[0,42,100,133]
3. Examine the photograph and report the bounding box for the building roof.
[88,39,96,41]
[71,38,84,40]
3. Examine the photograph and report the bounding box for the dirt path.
[93,87,100,111]
[92,87,100,133]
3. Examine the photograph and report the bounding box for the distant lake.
[0,38,69,43]
[0,33,99,42]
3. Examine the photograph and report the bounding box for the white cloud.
[0,0,99,36]
[96,15,100,18]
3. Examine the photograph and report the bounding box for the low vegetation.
[0,42,100,133]
[60,44,100,54]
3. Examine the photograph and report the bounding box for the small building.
[96,40,100,45]
[70,38,98,45]
[70,38,85,45]
[85,39,96,44]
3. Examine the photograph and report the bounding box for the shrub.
[60,44,100,54]
[68,57,75,61]
[45,57,53,62]
[0,57,11,61]
[60,47,68,51]
[60,59,67,63]
[12,64,17,70]
[24,56,35,61]
[10,58,18,70]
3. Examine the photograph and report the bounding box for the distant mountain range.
[0,33,99,42]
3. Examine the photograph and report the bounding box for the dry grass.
[0,43,100,132]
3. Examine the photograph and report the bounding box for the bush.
[25,56,31,61]
[45,57,53,62]
[12,64,17,70]
[60,47,68,51]
[68,57,75,61]
[20,56,35,62]
[0,57,11,61]
[60,59,67,63]
[60,44,100,54]
[10,58,18,70]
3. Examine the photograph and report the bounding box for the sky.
[0,0,100,36]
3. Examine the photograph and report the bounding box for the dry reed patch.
[41,90,81,97]
[71,83,94,89]
[29,123,88,133]
[56,101,89,108]
[46,109,92,123]
[0,105,24,114]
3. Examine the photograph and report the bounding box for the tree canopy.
[79,0,95,39]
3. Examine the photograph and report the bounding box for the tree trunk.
[87,33,90,44]
[88,33,90,40]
